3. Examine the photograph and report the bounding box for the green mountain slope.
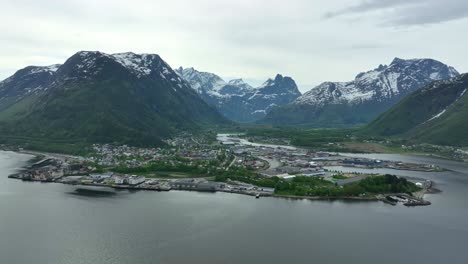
[363,74,468,146]
[261,100,394,128]
[0,51,228,146]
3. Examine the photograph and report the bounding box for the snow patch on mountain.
[228,78,253,90]
[175,67,227,95]
[427,109,447,122]
[74,51,109,74]
[294,58,460,107]
[424,88,466,124]
[69,51,176,80]
[460,88,467,98]
[28,64,61,75]
[257,78,275,89]
[112,52,153,76]
[176,68,301,122]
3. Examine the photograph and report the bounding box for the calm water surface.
[1,151,468,264]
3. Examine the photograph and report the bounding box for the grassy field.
[331,175,348,180]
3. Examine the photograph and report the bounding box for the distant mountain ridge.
[175,67,301,122]
[261,58,459,127]
[363,73,468,146]
[0,51,228,146]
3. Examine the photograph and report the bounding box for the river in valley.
[1,150,468,264]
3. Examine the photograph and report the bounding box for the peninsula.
[6,133,435,206]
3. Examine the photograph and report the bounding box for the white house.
[128,176,145,186]
[113,176,124,185]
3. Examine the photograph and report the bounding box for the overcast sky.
[1,0,468,92]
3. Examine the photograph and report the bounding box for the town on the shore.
[6,133,438,206]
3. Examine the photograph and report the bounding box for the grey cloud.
[388,1,468,26]
[325,0,468,26]
[1,0,467,86]
[324,0,419,18]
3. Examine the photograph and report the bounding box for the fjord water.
[1,151,468,264]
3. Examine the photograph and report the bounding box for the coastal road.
[20,150,82,161]
[226,156,238,171]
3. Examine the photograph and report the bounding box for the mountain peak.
[175,66,226,93]
[75,50,102,56]
[274,74,284,81]
[258,74,299,93]
[175,68,301,122]
[111,52,165,77]
[265,57,459,127]
[228,78,249,86]
[375,64,387,71]
[60,51,172,79]
[389,57,435,66]
[176,66,196,74]
[62,51,116,77]
[391,57,405,65]
[0,51,227,146]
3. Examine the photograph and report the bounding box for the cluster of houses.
[87,140,221,168]
[236,157,267,169]
[177,149,220,161]
[14,158,91,182]
[88,144,165,167]
[455,149,468,160]
[111,175,146,185]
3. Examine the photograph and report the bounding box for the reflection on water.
[1,151,468,264]
[69,187,117,197]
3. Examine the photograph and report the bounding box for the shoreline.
[9,173,432,206]
[271,194,378,202]
[5,150,432,206]
[7,176,384,202]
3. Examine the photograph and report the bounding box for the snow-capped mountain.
[228,78,253,90]
[174,67,228,96]
[175,67,301,122]
[262,58,459,127]
[0,64,59,110]
[295,58,459,106]
[57,51,187,86]
[0,51,227,145]
[0,51,197,110]
[244,74,302,119]
[175,67,254,98]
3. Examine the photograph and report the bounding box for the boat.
[255,193,260,199]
